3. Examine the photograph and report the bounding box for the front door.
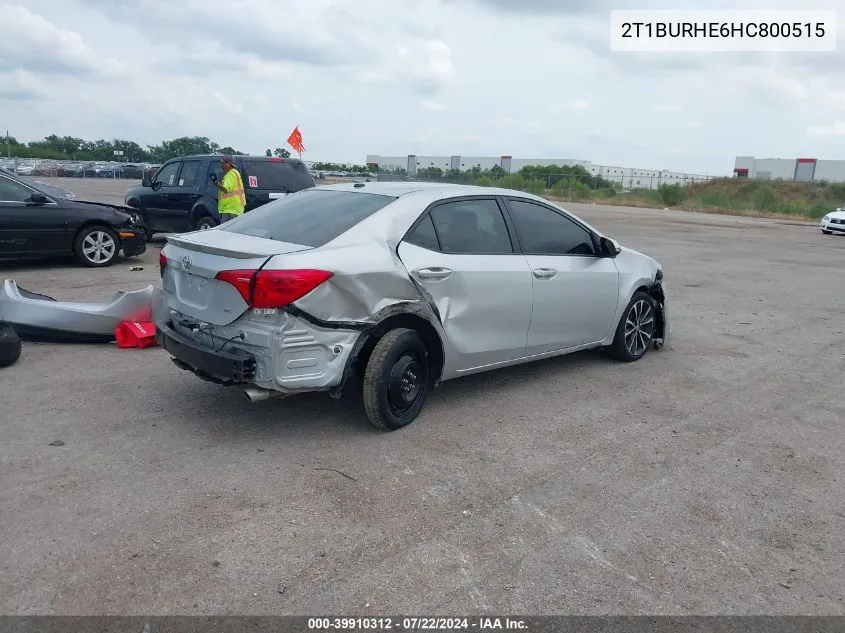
[501,197,620,354]
[397,196,534,373]
[167,159,204,231]
[0,175,68,255]
[140,160,182,233]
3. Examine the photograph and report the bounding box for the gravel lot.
[1,178,843,615]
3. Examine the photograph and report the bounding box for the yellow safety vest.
[218,167,246,215]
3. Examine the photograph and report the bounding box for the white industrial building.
[365,154,712,189]
[734,156,845,182]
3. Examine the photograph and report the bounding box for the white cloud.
[565,99,590,111]
[0,69,50,100]
[687,121,701,128]
[0,1,125,76]
[244,58,293,80]
[657,105,682,112]
[806,120,845,138]
[421,100,445,111]
[822,90,845,109]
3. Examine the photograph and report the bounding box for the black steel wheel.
[363,328,431,431]
[609,291,657,362]
[0,322,22,368]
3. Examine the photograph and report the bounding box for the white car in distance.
[820,208,845,234]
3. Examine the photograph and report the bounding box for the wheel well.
[192,204,212,217]
[355,313,445,385]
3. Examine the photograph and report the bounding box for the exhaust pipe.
[243,387,271,402]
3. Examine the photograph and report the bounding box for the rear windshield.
[242,159,314,192]
[220,189,397,247]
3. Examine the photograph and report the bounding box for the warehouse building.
[365,154,592,174]
[365,154,712,189]
[733,156,845,182]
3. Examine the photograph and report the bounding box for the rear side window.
[405,215,440,251]
[242,160,315,192]
[221,189,396,247]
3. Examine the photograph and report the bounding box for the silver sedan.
[154,182,669,430]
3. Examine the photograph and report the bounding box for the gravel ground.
[0,178,843,615]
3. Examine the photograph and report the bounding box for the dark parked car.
[124,154,316,238]
[0,169,146,267]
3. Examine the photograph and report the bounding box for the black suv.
[124,155,315,238]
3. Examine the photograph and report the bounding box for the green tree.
[273,147,291,158]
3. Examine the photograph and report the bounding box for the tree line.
[1,134,298,164]
[1,133,384,172]
[412,164,615,191]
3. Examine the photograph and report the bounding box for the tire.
[0,322,22,368]
[822,230,832,235]
[608,290,657,362]
[73,225,120,267]
[363,328,431,431]
[195,215,215,231]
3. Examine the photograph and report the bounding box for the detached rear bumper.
[155,319,256,385]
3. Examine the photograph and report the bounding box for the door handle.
[532,267,558,279]
[415,267,453,281]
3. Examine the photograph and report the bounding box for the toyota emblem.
[182,255,192,270]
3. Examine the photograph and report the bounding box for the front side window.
[0,176,35,203]
[505,198,596,256]
[152,161,180,187]
[428,198,513,254]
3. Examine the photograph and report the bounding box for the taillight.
[159,251,167,276]
[252,269,333,308]
[215,269,256,303]
[214,268,333,308]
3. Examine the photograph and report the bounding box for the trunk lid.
[161,230,312,325]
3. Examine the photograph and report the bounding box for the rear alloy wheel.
[363,328,431,431]
[195,216,215,231]
[609,291,657,362]
[74,225,120,267]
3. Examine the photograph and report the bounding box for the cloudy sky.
[0,0,843,175]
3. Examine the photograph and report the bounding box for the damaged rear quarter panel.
[264,189,453,364]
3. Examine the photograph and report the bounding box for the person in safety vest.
[210,156,246,222]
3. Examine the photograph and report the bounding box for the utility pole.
[5,130,10,159]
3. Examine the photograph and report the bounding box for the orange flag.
[287,126,305,154]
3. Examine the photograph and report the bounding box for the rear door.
[396,196,534,372]
[240,158,316,211]
[0,174,68,255]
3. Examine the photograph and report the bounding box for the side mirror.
[141,176,152,187]
[600,236,622,257]
[27,193,49,205]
